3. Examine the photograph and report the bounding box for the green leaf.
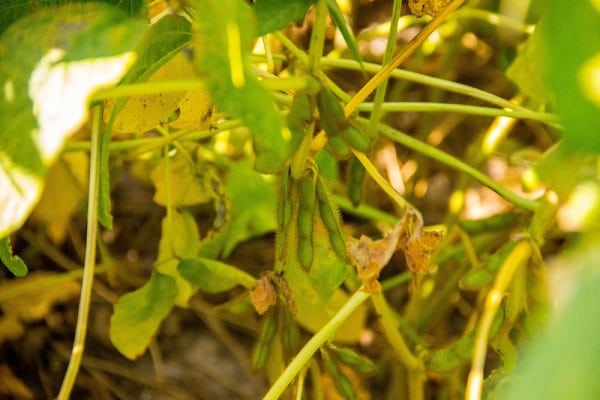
[192,0,291,173]
[426,306,504,373]
[109,272,178,360]
[254,0,315,36]
[155,209,200,306]
[222,161,278,256]
[543,0,600,152]
[459,241,518,291]
[501,243,600,400]
[506,18,553,107]
[326,0,363,69]
[178,257,256,293]
[0,3,145,237]
[0,236,28,277]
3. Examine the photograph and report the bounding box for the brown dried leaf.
[408,0,451,17]
[346,218,405,294]
[403,227,445,273]
[250,276,277,315]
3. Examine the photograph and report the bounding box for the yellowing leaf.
[150,152,215,206]
[31,153,88,243]
[104,51,195,133]
[168,89,214,132]
[0,271,80,321]
[155,209,200,306]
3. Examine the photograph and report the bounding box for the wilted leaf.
[0,271,80,320]
[0,364,34,400]
[0,2,145,237]
[250,276,277,315]
[110,272,177,360]
[346,217,404,294]
[408,0,451,17]
[178,257,256,294]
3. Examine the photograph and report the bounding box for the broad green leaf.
[506,17,553,107]
[0,0,146,35]
[192,0,291,173]
[501,243,600,400]
[0,236,28,277]
[110,272,177,360]
[155,209,200,306]
[221,161,278,256]
[254,0,315,36]
[178,257,256,293]
[543,0,600,152]
[0,3,145,237]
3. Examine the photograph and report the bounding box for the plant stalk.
[262,288,370,400]
[57,106,102,399]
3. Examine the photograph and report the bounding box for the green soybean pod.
[324,355,360,400]
[316,86,346,131]
[326,132,352,159]
[316,87,352,159]
[279,168,293,230]
[297,169,317,270]
[252,309,279,370]
[341,125,371,153]
[329,345,376,374]
[316,176,348,262]
[347,156,366,208]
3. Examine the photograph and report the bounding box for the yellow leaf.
[32,153,88,243]
[104,51,196,133]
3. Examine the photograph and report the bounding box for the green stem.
[57,106,102,399]
[307,0,329,74]
[344,0,466,117]
[370,119,540,212]
[367,0,403,136]
[358,101,558,125]
[262,288,370,400]
[466,239,532,400]
[63,120,242,154]
[321,58,559,128]
[371,293,424,372]
[90,77,313,102]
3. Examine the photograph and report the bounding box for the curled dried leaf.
[408,0,451,17]
[346,219,404,294]
[250,277,277,315]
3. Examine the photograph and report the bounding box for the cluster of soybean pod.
[280,82,374,272]
[253,83,377,386]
